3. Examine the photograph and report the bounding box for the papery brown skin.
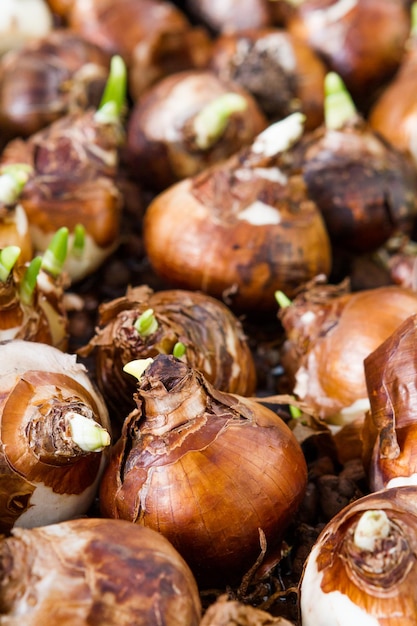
[126,69,267,191]
[99,354,308,588]
[200,594,296,625]
[286,0,412,113]
[289,116,417,254]
[67,0,212,97]
[78,285,257,421]
[299,486,417,625]
[363,313,417,492]
[143,145,331,311]
[0,109,124,281]
[0,517,202,626]
[0,340,111,534]
[68,0,190,62]
[278,281,417,424]
[209,27,325,129]
[0,30,111,141]
[128,24,213,101]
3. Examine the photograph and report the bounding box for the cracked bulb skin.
[0,340,111,534]
[299,487,417,626]
[99,354,307,588]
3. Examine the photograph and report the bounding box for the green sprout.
[0,164,32,204]
[289,404,302,419]
[20,256,42,306]
[0,246,21,282]
[41,227,68,278]
[94,54,127,124]
[134,308,158,337]
[324,72,357,130]
[274,290,292,309]
[71,223,86,259]
[193,93,248,150]
[172,341,186,358]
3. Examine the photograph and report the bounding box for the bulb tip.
[123,358,154,381]
[68,413,111,452]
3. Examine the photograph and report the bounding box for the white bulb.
[0,0,53,56]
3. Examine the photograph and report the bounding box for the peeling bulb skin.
[99,354,307,588]
[0,518,202,626]
[78,286,257,422]
[0,340,111,533]
[299,487,417,625]
[0,94,125,282]
[363,313,417,492]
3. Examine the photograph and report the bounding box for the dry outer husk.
[200,594,296,626]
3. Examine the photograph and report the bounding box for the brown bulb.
[289,116,417,254]
[369,38,417,166]
[286,0,411,113]
[0,30,111,141]
[125,69,267,191]
[68,0,190,62]
[0,104,124,282]
[209,27,326,129]
[278,280,417,424]
[143,114,332,312]
[99,354,307,588]
[363,313,417,491]
[78,285,257,423]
